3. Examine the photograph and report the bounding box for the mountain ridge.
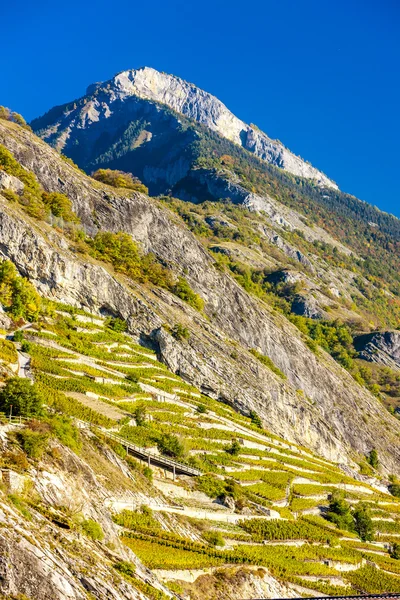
[31,66,337,189]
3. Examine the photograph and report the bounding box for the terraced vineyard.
[6,306,400,595]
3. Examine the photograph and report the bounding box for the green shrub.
[353,503,375,541]
[197,474,226,498]
[105,316,127,332]
[250,349,286,379]
[367,448,379,470]
[202,530,225,546]
[0,260,42,320]
[42,192,79,223]
[172,277,204,311]
[171,323,190,340]
[157,433,184,458]
[113,560,136,577]
[91,169,148,193]
[13,330,24,342]
[133,405,146,426]
[81,519,104,541]
[0,339,18,363]
[249,410,263,428]
[325,490,355,532]
[226,439,241,456]
[0,378,43,417]
[17,428,49,459]
[47,415,81,452]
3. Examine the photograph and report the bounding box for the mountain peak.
[33,66,337,189]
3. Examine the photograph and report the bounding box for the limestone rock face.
[291,294,325,319]
[0,171,24,193]
[354,331,400,370]
[32,67,337,188]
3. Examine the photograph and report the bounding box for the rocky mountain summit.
[32,67,336,189]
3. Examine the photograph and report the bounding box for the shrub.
[172,277,204,312]
[171,323,190,340]
[0,106,31,130]
[20,341,31,353]
[126,373,139,383]
[105,316,127,332]
[113,560,136,577]
[390,542,400,560]
[143,466,153,482]
[0,260,42,321]
[42,192,80,223]
[389,482,400,498]
[353,503,375,541]
[81,519,104,541]
[133,405,147,426]
[249,410,263,428]
[226,439,241,456]
[48,415,81,452]
[196,404,207,414]
[13,330,24,342]
[0,340,18,363]
[203,530,225,546]
[17,428,49,459]
[197,474,226,498]
[325,490,354,532]
[0,378,43,417]
[367,448,379,470]
[157,433,184,458]
[91,169,148,193]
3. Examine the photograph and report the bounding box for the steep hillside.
[1,118,400,474]
[1,294,400,599]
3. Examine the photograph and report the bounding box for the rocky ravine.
[31,66,337,189]
[1,120,400,475]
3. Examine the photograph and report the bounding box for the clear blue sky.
[2,0,399,216]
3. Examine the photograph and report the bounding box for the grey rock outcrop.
[291,294,325,319]
[0,171,24,193]
[354,331,400,370]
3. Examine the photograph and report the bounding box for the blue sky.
[2,0,399,216]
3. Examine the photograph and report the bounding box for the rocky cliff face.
[0,429,171,600]
[1,119,400,475]
[31,67,336,189]
[354,331,400,370]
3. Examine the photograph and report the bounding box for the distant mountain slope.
[31,66,336,188]
[31,72,400,321]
